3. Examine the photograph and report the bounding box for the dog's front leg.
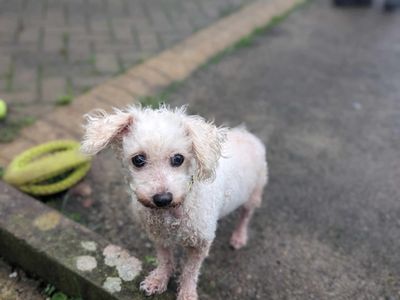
[140,243,175,296]
[178,243,210,300]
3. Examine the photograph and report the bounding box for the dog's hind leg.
[230,206,254,250]
[230,171,266,250]
[140,244,175,295]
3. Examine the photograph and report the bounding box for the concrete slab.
[0,181,174,299]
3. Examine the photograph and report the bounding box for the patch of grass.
[44,284,56,296]
[42,284,81,300]
[116,54,125,75]
[87,53,100,75]
[88,54,96,66]
[60,32,69,60]
[235,35,253,48]
[0,116,36,143]
[161,83,181,105]
[66,212,82,223]
[4,61,15,92]
[138,95,164,109]
[144,255,157,266]
[135,57,145,65]
[138,81,182,108]
[162,80,182,98]
[203,0,311,67]
[0,166,4,178]
[51,292,68,300]
[56,94,74,106]
[135,54,152,66]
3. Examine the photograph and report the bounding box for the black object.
[132,153,147,168]
[333,0,372,6]
[170,154,184,167]
[153,192,173,207]
[384,0,400,11]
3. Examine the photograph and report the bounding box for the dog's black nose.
[152,192,173,207]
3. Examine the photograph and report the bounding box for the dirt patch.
[0,258,43,300]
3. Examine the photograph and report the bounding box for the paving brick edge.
[0,0,304,166]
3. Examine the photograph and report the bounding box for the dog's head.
[81,105,226,209]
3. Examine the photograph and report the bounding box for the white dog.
[81,105,267,300]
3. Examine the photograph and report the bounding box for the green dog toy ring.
[4,140,91,196]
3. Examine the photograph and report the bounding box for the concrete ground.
[5,0,400,299]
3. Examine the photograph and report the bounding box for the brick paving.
[0,0,254,116]
[0,0,301,166]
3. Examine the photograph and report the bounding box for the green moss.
[144,255,157,266]
[138,95,164,109]
[56,94,74,106]
[88,54,96,66]
[87,54,101,75]
[116,54,125,75]
[138,81,182,108]
[44,284,57,296]
[51,292,69,300]
[4,61,15,92]
[60,32,70,60]
[66,212,82,223]
[43,285,82,300]
[134,54,152,66]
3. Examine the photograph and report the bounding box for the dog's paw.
[230,230,248,250]
[139,269,169,296]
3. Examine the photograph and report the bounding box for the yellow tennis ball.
[0,99,7,120]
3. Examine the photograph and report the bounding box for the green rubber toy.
[3,140,91,196]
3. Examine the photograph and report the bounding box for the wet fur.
[81,105,268,300]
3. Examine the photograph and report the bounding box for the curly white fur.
[81,105,268,300]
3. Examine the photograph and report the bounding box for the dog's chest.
[141,208,204,247]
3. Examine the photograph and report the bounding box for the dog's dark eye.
[132,154,147,168]
[170,154,184,167]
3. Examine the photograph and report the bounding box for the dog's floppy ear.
[81,109,134,156]
[184,115,226,181]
